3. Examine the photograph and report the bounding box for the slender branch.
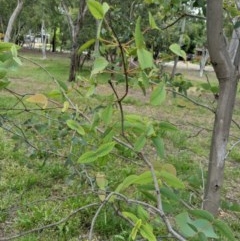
[107,17,129,102]
[225,138,240,160]
[168,89,215,113]
[91,192,187,241]
[0,203,99,241]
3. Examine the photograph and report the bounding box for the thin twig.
[0,203,99,241]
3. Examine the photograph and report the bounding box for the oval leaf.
[130,219,142,240]
[26,94,48,109]
[150,83,166,106]
[115,175,138,193]
[169,43,186,60]
[78,151,97,163]
[134,134,147,152]
[140,223,157,241]
[96,172,108,189]
[91,56,109,76]
[95,141,116,158]
[159,170,185,189]
[78,39,96,54]
[189,209,214,222]
[213,219,236,241]
[137,48,154,69]
[87,0,104,19]
[66,119,85,136]
[101,105,113,125]
[151,135,165,158]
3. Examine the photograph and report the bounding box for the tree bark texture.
[4,0,23,42]
[203,0,239,215]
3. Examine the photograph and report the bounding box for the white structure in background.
[23,31,50,50]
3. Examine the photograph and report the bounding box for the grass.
[0,49,240,240]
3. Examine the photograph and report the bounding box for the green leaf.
[57,79,68,91]
[135,17,145,49]
[146,123,155,137]
[151,135,165,158]
[102,2,110,15]
[148,12,159,30]
[122,212,139,223]
[134,134,147,152]
[125,114,144,123]
[189,209,214,222]
[101,105,113,125]
[87,0,104,19]
[95,141,115,158]
[66,120,85,136]
[91,56,109,75]
[159,170,185,189]
[198,232,208,241]
[137,206,149,222]
[0,42,14,52]
[169,43,186,60]
[0,69,7,79]
[150,82,166,106]
[78,151,97,163]
[140,223,157,241]
[213,219,236,241]
[115,175,138,193]
[192,219,218,239]
[78,39,96,54]
[0,79,10,89]
[160,187,180,202]
[175,212,196,237]
[130,219,142,240]
[137,48,154,69]
[159,121,178,132]
[134,171,154,185]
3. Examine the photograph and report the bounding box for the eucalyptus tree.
[0,0,23,42]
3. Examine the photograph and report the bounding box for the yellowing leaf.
[162,164,177,176]
[62,101,69,112]
[98,190,106,201]
[96,172,108,189]
[26,94,48,109]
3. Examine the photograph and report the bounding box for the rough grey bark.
[203,0,239,215]
[4,0,23,42]
[62,0,87,82]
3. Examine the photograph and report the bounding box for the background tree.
[3,0,23,42]
[62,0,88,81]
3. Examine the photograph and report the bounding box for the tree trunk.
[203,0,239,215]
[62,0,87,82]
[52,27,57,52]
[4,0,23,42]
[41,19,47,59]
